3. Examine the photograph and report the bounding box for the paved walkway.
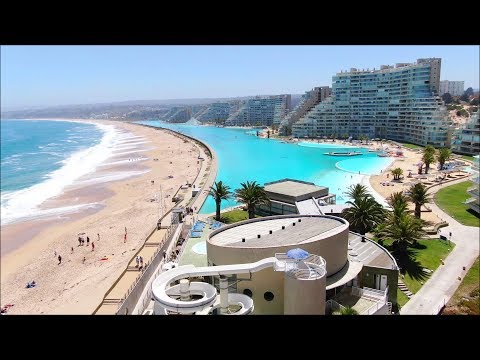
[400,180,479,314]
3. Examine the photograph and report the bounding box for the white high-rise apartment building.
[439,80,465,96]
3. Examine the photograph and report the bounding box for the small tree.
[407,183,431,219]
[209,181,232,221]
[422,146,436,174]
[437,148,452,170]
[391,167,404,181]
[344,184,369,202]
[465,87,474,97]
[234,181,269,219]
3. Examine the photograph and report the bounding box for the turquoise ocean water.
[137,121,393,214]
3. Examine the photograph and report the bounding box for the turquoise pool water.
[192,241,207,255]
[137,121,393,214]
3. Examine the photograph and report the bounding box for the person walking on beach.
[58,255,62,265]
[71,247,74,254]
[163,250,167,260]
[83,256,86,264]
[124,232,127,243]
[91,242,95,251]
[139,256,144,269]
[86,236,90,246]
[135,256,140,268]
[97,233,100,242]
[78,237,82,246]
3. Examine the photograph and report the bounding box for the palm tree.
[382,213,426,252]
[407,183,431,219]
[387,192,408,217]
[390,167,403,181]
[342,196,385,235]
[344,184,369,202]
[209,181,232,221]
[234,181,269,219]
[437,148,452,170]
[333,306,359,315]
[422,145,436,174]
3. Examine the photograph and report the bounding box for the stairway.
[398,279,413,298]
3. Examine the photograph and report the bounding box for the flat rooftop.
[264,179,328,199]
[348,233,397,269]
[208,215,347,248]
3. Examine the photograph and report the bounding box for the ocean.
[1,119,123,225]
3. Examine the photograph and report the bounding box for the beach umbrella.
[286,248,309,260]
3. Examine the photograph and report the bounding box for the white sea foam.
[0,121,137,225]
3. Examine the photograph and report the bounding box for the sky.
[1,45,479,110]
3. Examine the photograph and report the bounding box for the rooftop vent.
[292,222,296,226]
[257,234,261,238]
[282,226,285,230]
[269,230,273,234]
[242,238,245,242]
[298,219,301,222]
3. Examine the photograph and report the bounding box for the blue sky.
[1,45,478,109]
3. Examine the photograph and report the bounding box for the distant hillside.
[1,94,303,120]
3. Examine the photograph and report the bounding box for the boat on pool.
[324,151,362,156]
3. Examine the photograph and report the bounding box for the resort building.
[151,214,398,315]
[466,155,479,214]
[225,95,291,127]
[439,80,465,97]
[162,106,193,123]
[256,179,338,216]
[195,102,239,123]
[452,113,480,156]
[278,86,331,136]
[292,58,451,147]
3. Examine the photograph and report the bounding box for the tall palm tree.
[234,181,269,219]
[382,213,426,252]
[387,192,408,218]
[390,167,403,181]
[344,184,369,202]
[209,181,232,221]
[407,183,431,219]
[437,148,452,170]
[422,145,436,174]
[342,196,385,235]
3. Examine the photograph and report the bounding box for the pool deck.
[178,226,212,268]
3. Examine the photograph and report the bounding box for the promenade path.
[400,179,480,314]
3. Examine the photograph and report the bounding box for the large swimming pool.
[137,121,393,214]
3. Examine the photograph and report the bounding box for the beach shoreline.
[0,119,203,314]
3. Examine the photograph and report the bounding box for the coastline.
[0,119,203,314]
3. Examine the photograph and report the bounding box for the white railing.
[326,299,346,314]
[362,300,388,315]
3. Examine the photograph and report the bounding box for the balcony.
[327,286,390,315]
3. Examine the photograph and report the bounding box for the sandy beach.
[368,145,470,226]
[0,119,203,314]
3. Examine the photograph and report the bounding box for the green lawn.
[434,181,480,227]
[445,257,479,314]
[460,154,475,162]
[214,209,258,224]
[401,143,424,150]
[400,239,455,294]
[396,289,410,308]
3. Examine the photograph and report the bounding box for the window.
[243,289,253,298]
[264,291,274,301]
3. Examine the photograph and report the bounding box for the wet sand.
[0,119,204,314]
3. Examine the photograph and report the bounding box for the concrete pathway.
[400,193,479,314]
